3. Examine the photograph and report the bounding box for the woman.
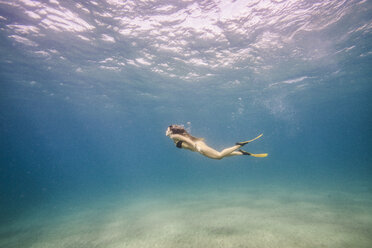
[166,125,268,160]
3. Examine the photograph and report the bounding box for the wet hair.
[168,124,203,141]
[168,125,187,135]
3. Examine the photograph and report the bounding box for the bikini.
[176,140,183,149]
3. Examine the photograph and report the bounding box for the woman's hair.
[168,124,203,141]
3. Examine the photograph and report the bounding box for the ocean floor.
[1,184,372,248]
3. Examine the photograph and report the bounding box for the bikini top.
[176,140,183,149]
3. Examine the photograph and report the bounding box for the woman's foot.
[236,133,263,146]
[239,149,268,157]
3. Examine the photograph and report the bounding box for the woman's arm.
[170,134,196,148]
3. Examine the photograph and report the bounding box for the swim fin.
[239,149,268,158]
[236,133,263,146]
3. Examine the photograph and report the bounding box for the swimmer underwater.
[166,125,268,160]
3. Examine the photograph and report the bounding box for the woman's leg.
[224,151,244,157]
[205,147,268,159]
[199,133,267,159]
[219,145,243,157]
[200,144,242,160]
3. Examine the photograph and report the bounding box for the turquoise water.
[1,0,372,247]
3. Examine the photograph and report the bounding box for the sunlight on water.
[1,0,370,82]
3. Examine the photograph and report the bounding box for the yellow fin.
[250,153,268,158]
[248,133,263,143]
[239,133,263,145]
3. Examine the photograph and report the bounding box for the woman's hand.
[170,134,197,150]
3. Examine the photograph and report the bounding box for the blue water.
[1,0,372,247]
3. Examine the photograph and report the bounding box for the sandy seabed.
[1,185,372,248]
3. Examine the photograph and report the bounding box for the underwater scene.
[1,0,372,247]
